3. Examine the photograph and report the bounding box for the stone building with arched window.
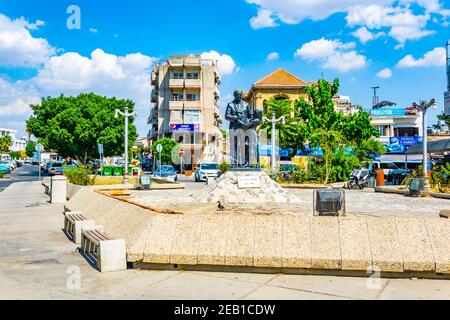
[243,68,314,112]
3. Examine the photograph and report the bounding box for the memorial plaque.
[237,175,261,189]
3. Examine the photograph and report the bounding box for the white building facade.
[0,128,27,151]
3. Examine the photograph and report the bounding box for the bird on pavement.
[217,201,225,211]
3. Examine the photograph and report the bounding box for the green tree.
[0,135,13,152]
[25,141,37,157]
[152,137,180,165]
[26,93,137,164]
[310,128,344,185]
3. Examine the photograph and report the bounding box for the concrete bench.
[81,226,127,272]
[64,212,95,244]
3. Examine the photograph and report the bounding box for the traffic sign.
[156,144,163,153]
[35,143,44,152]
[178,149,185,155]
[98,143,104,155]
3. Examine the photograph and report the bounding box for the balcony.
[169,78,184,88]
[169,100,184,110]
[184,100,201,110]
[185,78,201,88]
[151,90,158,103]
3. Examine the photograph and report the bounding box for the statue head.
[233,89,244,102]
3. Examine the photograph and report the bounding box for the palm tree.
[0,135,13,152]
[310,128,344,185]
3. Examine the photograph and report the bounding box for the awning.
[406,138,450,154]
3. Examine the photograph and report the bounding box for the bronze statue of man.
[225,90,262,167]
[225,90,262,130]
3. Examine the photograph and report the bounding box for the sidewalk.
[0,181,449,300]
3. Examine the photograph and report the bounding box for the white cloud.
[352,27,385,43]
[294,38,366,72]
[376,68,392,78]
[201,51,237,75]
[250,8,278,29]
[397,47,446,67]
[89,28,99,33]
[246,1,448,44]
[0,13,55,67]
[266,52,279,61]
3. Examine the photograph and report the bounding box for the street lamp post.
[263,112,285,173]
[413,98,436,192]
[115,106,137,185]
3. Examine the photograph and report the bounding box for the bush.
[0,172,4,179]
[218,162,231,174]
[64,165,95,186]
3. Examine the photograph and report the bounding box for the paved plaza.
[1,171,450,300]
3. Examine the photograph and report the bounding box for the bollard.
[51,176,67,204]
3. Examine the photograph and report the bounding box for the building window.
[171,92,184,101]
[376,125,390,136]
[394,127,419,136]
[186,93,199,101]
[172,71,184,79]
[184,110,200,123]
[170,111,183,123]
[186,72,199,79]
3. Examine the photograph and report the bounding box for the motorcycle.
[347,167,371,190]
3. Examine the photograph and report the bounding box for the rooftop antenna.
[371,86,380,107]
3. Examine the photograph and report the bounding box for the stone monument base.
[197,170,300,204]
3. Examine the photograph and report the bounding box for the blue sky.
[0,0,449,137]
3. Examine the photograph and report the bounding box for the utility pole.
[115,106,137,185]
[371,86,380,107]
[263,112,285,173]
[413,98,436,192]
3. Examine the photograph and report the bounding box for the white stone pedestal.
[51,176,67,204]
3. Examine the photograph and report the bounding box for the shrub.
[0,172,4,179]
[65,165,95,186]
[218,162,231,174]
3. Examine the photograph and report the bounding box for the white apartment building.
[149,55,223,168]
[0,128,27,151]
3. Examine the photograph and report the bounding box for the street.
[0,165,40,193]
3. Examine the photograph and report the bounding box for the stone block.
[395,218,434,272]
[339,217,372,271]
[225,215,255,267]
[143,215,179,264]
[50,176,67,204]
[169,215,204,265]
[310,217,341,269]
[282,216,311,269]
[98,239,127,272]
[366,217,403,272]
[127,220,152,262]
[254,215,283,268]
[74,219,96,244]
[425,219,450,274]
[197,215,229,265]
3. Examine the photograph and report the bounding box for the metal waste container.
[313,189,346,216]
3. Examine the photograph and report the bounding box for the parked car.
[0,161,11,174]
[4,160,16,171]
[42,161,53,173]
[370,162,411,184]
[154,165,178,182]
[195,162,220,182]
[48,162,65,176]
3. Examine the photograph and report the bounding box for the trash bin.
[113,166,123,176]
[374,169,385,186]
[102,166,112,176]
[132,167,140,176]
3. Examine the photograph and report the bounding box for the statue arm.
[225,105,238,122]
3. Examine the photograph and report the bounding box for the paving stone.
[143,215,179,264]
[310,217,341,270]
[395,218,434,272]
[170,215,204,265]
[254,215,283,268]
[424,218,450,274]
[339,217,372,271]
[366,217,403,272]
[225,215,255,267]
[197,215,229,265]
[281,216,311,269]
